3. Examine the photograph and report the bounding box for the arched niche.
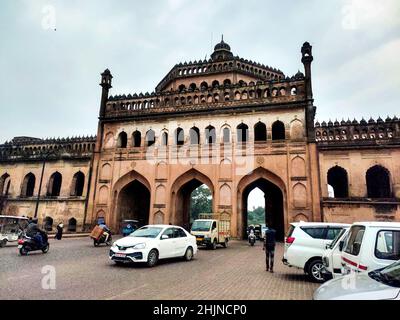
[293,183,307,208]
[290,119,304,141]
[291,156,306,177]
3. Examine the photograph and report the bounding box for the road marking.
[7,275,30,281]
[105,284,148,300]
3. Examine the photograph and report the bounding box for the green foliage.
[190,185,212,222]
[247,206,265,225]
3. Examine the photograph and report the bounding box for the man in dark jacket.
[263,224,276,273]
[26,218,45,247]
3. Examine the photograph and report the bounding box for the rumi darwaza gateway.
[1,39,400,240]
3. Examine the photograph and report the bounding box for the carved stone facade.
[1,40,399,237]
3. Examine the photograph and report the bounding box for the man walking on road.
[263,224,276,273]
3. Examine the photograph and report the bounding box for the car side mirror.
[161,235,169,240]
[338,240,344,252]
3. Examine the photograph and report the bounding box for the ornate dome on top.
[214,36,231,52]
[211,35,234,61]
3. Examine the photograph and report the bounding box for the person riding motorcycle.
[98,222,111,243]
[26,218,46,248]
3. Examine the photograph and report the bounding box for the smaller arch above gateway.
[112,169,152,194]
[170,168,214,194]
[237,167,286,195]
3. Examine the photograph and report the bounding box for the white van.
[340,222,400,275]
[321,227,350,280]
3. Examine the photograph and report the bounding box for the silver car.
[314,260,400,300]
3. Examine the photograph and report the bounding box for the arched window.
[223,79,231,86]
[254,122,267,142]
[189,127,200,145]
[161,132,168,146]
[327,166,349,198]
[237,123,249,143]
[223,127,230,144]
[366,165,391,198]
[189,83,197,91]
[0,173,11,196]
[47,172,62,197]
[178,84,186,92]
[71,171,85,197]
[44,216,53,231]
[117,132,127,148]
[132,131,141,147]
[212,80,220,88]
[68,218,77,232]
[272,121,285,140]
[175,128,185,146]
[200,82,208,91]
[21,173,35,197]
[205,126,216,144]
[146,130,156,147]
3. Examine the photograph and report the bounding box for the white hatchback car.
[109,225,198,267]
[283,222,350,282]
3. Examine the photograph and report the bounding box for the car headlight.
[133,243,146,249]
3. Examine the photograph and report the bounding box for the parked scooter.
[18,232,49,255]
[248,231,256,246]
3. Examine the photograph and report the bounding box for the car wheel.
[222,239,228,248]
[183,247,193,261]
[147,249,159,267]
[212,240,217,250]
[0,239,7,248]
[307,259,324,283]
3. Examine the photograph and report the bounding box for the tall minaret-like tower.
[301,42,313,100]
[301,42,316,141]
[99,69,113,118]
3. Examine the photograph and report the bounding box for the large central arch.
[111,170,151,230]
[237,167,287,240]
[170,169,215,230]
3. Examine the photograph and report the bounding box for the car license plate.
[115,253,126,258]
[196,238,202,242]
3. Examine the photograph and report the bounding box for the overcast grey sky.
[0,0,399,143]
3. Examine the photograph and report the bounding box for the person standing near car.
[263,224,276,273]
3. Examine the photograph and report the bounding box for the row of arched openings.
[0,171,85,198]
[327,165,392,199]
[116,121,286,148]
[43,217,77,232]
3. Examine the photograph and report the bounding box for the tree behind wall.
[190,185,212,222]
[248,206,266,225]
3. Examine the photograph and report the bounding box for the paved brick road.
[0,237,318,300]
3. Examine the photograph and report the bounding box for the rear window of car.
[344,225,365,256]
[326,228,343,240]
[375,230,400,261]
[300,227,326,239]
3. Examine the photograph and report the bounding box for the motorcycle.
[18,233,49,255]
[248,232,256,246]
[93,231,112,247]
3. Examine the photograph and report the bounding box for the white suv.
[283,222,350,282]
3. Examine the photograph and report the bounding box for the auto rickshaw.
[0,215,29,247]
[121,219,139,237]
